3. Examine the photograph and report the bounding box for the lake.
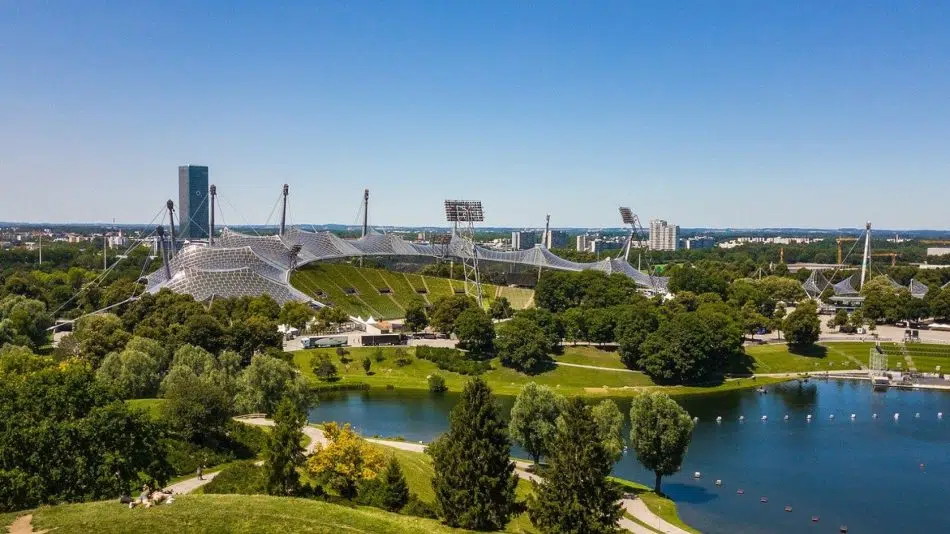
[309,380,950,533]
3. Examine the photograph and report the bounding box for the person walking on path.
[196,465,203,481]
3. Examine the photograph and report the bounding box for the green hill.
[291,264,534,320]
[0,494,478,534]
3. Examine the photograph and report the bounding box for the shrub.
[428,374,447,393]
[393,348,413,367]
[311,354,339,381]
[362,357,372,374]
[416,346,491,375]
[373,348,385,362]
[402,494,437,519]
[202,461,267,495]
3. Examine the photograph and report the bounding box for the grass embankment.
[290,264,533,320]
[881,342,950,372]
[744,341,874,374]
[125,398,166,418]
[611,478,700,534]
[0,494,475,534]
[297,345,799,398]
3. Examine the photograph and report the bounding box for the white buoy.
[739,416,745,422]
[829,414,835,420]
[715,479,722,486]
[693,417,699,423]
[761,415,768,421]
[873,413,878,419]
[938,412,943,419]
[894,413,900,420]
[694,471,701,479]
[783,414,789,421]
[806,414,812,421]
[915,412,920,418]
[851,414,856,420]
[716,416,722,423]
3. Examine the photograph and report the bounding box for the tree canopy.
[628,392,694,493]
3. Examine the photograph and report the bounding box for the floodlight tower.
[619,206,660,293]
[209,184,217,245]
[860,221,872,289]
[445,200,485,306]
[166,200,177,257]
[279,184,289,236]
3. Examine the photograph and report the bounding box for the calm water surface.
[309,380,950,533]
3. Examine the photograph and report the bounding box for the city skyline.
[2,2,949,229]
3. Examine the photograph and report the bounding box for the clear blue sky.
[2,1,948,229]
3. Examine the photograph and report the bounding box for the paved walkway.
[554,361,639,373]
[165,471,220,494]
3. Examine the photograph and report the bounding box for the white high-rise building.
[511,231,538,251]
[576,235,590,252]
[648,220,679,251]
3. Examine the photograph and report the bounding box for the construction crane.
[836,237,858,264]
[871,252,898,267]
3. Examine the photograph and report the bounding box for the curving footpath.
[169,417,689,534]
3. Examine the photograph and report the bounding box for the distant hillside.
[291,263,533,320]
[0,494,478,534]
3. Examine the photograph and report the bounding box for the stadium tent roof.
[145,226,669,305]
[909,278,929,299]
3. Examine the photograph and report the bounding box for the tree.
[489,297,513,320]
[455,308,495,355]
[403,299,429,332]
[70,313,130,367]
[264,398,305,496]
[311,353,338,381]
[228,315,282,362]
[279,300,314,330]
[640,310,742,384]
[0,296,53,350]
[591,399,625,464]
[181,313,226,354]
[528,398,623,534]
[667,265,728,298]
[234,354,309,416]
[381,456,410,512]
[168,344,217,377]
[783,301,821,347]
[741,301,770,338]
[362,357,372,374]
[429,378,518,530]
[628,392,694,493]
[508,382,564,466]
[902,295,930,323]
[160,368,231,442]
[584,308,616,346]
[95,349,160,399]
[429,295,475,334]
[861,275,902,323]
[307,422,385,499]
[930,286,950,321]
[828,309,849,329]
[560,307,587,345]
[495,316,554,373]
[614,304,658,370]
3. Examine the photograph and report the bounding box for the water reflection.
[311,380,950,534]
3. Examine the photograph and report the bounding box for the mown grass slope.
[0,494,476,534]
[291,264,533,320]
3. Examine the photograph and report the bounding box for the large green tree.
[783,301,821,347]
[429,295,475,334]
[96,349,161,399]
[591,399,625,464]
[403,298,429,332]
[264,398,305,496]
[279,300,314,330]
[495,316,554,373]
[930,286,950,321]
[455,307,495,355]
[628,392,694,493]
[0,296,53,350]
[70,313,130,367]
[508,382,565,466]
[234,353,309,415]
[528,398,623,534]
[429,378,518,530]
[640,309,742,384]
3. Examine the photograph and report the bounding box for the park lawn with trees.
[554,346,628,369]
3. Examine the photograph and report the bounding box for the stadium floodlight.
[619,207,635,225]
[445,200,484,223]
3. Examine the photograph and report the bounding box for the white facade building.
[648,220,679,251]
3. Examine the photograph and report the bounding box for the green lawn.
[125,398,166,419]
[297,346,779,398]
[744,342,873,374]
[878,342,950,372]
[290,264,534,320]
[0,494,477,534]
[556,346,628,369]
[611,478,700,534]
